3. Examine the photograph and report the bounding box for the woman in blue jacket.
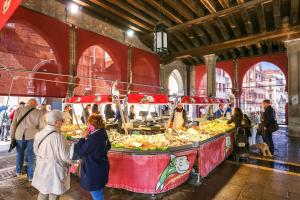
[75,115,111,200]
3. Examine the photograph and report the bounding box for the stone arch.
[162,61,187,96]
[168,69,184,95]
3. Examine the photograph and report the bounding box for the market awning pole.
[71,104,80,129]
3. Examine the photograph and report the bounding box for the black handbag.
[269,121,279,133]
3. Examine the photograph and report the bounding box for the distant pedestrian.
[262,99,279,155]
[92,104,100,116]
[104,104,115,121]
[129,105,135,120]
[75,115,110,200]
[32,110,72,200]
[10,98,45,181]
[81,104,91,124]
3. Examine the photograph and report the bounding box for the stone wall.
[21,0,151,52]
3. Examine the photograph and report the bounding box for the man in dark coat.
[262,99,278,155]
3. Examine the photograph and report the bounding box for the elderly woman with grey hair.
[32,110,72,200]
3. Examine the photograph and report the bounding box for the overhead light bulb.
[68,2,80,14]
[126,29,134,37]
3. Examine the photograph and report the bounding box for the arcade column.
[233,59,241,107]
[203,54,218,97]
[285,39,300,137]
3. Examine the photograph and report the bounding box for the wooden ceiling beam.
[147,0,183,24]
[72,0,147,32]
[290,0,300,24]
[214,19,230,40]
[227,14,241,38]
[272,0,281,29]
[256,3,267,33]
[183,29,202,47]
[86,0,153,31]
[181,0,204,17]
[199,0,217,13]
[202,21,221,43]
[167,0,271,32]
[164,0,194,21]
[171,25,300,58]
[191,25,210,45]
[218,0,229,9]
[174,32,193,49]
[126,0,174,27]
[168,33,185,51]
[240,10,253,35]
[107,0,157,26]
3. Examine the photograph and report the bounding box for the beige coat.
[32,125,72,195]
[10,106,45,140]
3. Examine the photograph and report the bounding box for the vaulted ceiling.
[63,0,300,65]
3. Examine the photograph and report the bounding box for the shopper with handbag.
[75,115,111,200]
[32,110,72,200]
[262,99,279,155]
[10,98,45,181]
[227,108,251,137]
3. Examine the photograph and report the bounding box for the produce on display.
[108,119,234,151]
[62,124,87,139]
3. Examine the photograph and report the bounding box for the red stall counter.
[107,149,197,194]
[198,135,226,177]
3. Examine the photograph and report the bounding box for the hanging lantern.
[154,23,168,55]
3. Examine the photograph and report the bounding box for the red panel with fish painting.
[107,149,197,194]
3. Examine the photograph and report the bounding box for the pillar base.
[288,116,300,137]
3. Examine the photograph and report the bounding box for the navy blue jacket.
[75,128,110,191]
[263,105,276,130]
[214,109,224,118]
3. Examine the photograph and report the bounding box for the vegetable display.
[108,119,234,151]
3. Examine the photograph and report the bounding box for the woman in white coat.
[32,110,72,200]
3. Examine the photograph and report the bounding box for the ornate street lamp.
[154,23,168,55]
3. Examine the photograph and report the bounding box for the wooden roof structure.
[65,0,299,65]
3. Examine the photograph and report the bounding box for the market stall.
[62,95,113,138]
[64,93,235,194]
[180,96,234,178]
[125,94,169,135]
[107,118,234,194]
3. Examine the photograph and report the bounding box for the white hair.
[46,110,63,125]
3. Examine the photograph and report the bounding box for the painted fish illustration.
[155,155,190,192]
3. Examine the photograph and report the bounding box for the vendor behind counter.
[168,103,188,129]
